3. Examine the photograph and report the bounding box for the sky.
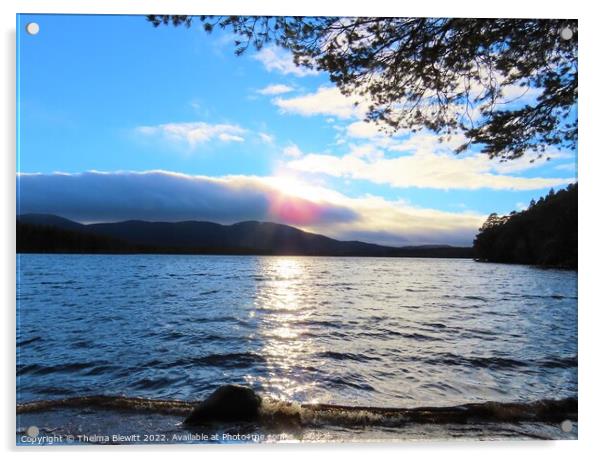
[16,14,578,246]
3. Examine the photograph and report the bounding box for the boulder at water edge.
[184,384,262,425]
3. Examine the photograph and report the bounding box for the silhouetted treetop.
[147,16,577,161]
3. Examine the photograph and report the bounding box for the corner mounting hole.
[26,22,40,36]
[560,27,573,40]
[560,420,573,433]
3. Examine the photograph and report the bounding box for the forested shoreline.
[473,184,577,269]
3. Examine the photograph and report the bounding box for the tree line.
[473,183,577,268]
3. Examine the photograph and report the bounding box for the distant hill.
[17,219,132,254]
[18,214,86,231]
[17,214,474,258]
[473,183,577,268]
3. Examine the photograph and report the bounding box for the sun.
[264,176,330,226]
[267,175,327,203]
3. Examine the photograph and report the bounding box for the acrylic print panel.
[16,14,578,445]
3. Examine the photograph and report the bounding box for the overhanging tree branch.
[146,15,577,161]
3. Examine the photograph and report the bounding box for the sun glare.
[266,176,333,226]
[243,257,318,400]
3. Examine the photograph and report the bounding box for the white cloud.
[347,143,384,161]
[217,133,244,142]
[346,121,386,139]
[311,194,484,247]
[273,115,573,191]
[277,81,545,154]
[489,149,572,174]
[273,85,472,131]
[554,162,577,172]
[500,84,532,102]
[286,149,573,191]
[267,77,573,194]
[282,144,303,158]
[253,46,318,77]
[274,86,368,119]
[259,132,275,144]
[257,84,295,95]
[136,121,245,148]
[387,131,467,154]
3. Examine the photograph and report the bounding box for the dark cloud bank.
[17,170,356,225]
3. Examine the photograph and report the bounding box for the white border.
[0,0,583,18]
[2,1,600,459]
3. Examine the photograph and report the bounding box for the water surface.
[16,255,577,442]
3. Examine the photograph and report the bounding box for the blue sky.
[16,14,577,246]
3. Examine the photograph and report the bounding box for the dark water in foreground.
[16,255,577,442]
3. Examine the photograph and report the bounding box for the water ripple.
[17,255,577,410]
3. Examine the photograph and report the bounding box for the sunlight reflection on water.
[17,255,577,409]
[246,258,320,402]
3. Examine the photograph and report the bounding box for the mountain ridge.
[17,213,473,258]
